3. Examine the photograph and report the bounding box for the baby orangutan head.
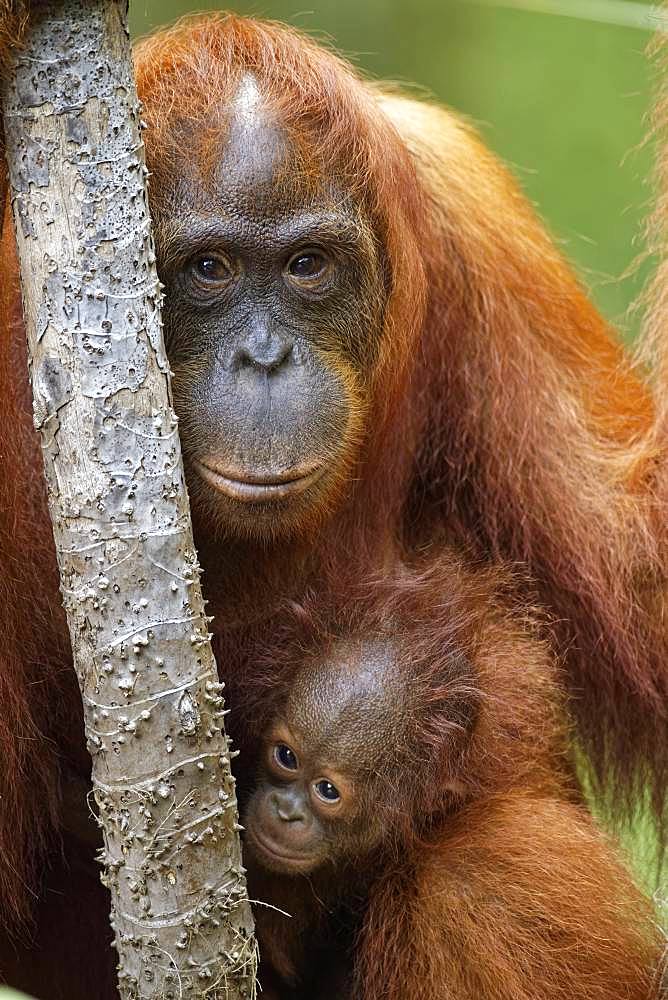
[242,635,477,876]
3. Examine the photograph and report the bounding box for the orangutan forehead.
[286,639,409,768]
[154,72,378,264]
[230,74,265,125]
[220,73,290,194]
[156,71,347,226]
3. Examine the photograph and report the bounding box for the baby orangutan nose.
[244,777,322,874]
[271,788,307,824]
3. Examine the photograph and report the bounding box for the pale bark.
[1,2,257,997]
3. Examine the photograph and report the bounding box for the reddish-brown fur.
[131,16,668,815]
[243,560,661,999]
[0,10,665,997]
[358,795,660,1000]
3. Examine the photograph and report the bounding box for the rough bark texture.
[1,2,257,997]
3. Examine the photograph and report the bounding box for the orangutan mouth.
[193,460,326,502]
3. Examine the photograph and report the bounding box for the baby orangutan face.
[242,639,400,875]
[243,724,359,875]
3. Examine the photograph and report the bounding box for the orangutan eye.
[286,249,329,281]
[313,779,340,803]
[274,743,299,771]
[191,254,234,286]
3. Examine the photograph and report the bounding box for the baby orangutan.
[240,560,662,1000]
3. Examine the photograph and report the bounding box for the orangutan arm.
[356,795,660,1000]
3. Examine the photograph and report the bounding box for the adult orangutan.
[0,7,665,999]
[240,558,661,1000]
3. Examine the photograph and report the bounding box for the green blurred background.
[128,1,662,899]
[129,0,657,341]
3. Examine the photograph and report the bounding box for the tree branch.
[1,2,257,996]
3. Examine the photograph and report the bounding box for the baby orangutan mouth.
[244,828,321,875]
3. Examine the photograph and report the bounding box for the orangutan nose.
[234,327,294,374]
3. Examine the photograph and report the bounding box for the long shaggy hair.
[134,14,667,818]
[0,10,664,946]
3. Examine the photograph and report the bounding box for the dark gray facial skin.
[152,76,387,540]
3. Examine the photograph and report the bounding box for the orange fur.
[133,16,667,818]
[0,10,665,996]
[242,558,661,999]
[359,796,659,1000]
[0,2,28,78]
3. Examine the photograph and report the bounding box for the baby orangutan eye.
[313,779,340,803]
[274,743,299,771]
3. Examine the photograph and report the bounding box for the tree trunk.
[1,2,257,997]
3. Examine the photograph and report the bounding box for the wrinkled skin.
[155,77,386,544]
